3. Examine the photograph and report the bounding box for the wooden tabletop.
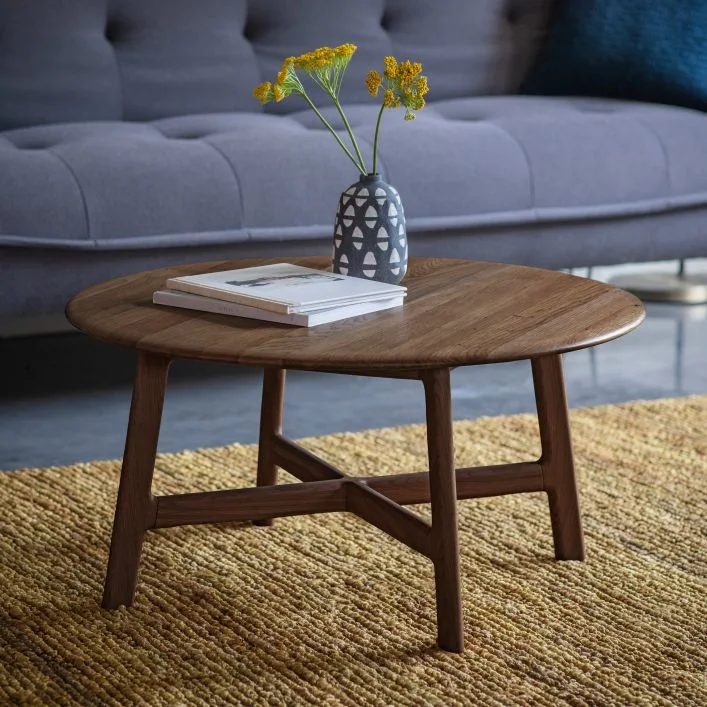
[66,257,645,371]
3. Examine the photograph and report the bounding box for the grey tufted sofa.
[2,0,707,321]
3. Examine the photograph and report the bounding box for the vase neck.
[360,172,382,184]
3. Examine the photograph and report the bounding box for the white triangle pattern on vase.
[362,251,377,278]
[377,226,389,251]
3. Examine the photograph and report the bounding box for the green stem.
[372,103,386,175]
[330,92,368,175]
[300,93,366,175]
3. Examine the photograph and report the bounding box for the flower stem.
[372,103,386,175]
[300,93,366,175]
[330,91,368,175]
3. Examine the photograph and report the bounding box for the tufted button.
[380,12,392,31]
[105,20,122,44]
[505,2,521,25]
[243,19,259,42]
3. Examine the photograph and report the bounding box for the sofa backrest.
[0,0,554,130]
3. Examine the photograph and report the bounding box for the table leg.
[102,351,171,609]
[253,368,286,527]
[531,354,585,561]
[422,368,464,653]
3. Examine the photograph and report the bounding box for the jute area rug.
[1,397,705,706]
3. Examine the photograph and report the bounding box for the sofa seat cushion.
[2,97,707,250]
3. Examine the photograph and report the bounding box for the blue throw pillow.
[521,0,707,112]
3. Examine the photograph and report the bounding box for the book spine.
[165,279,292,314]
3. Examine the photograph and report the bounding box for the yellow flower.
[398,60,423,86]
[251,45,429,175]
[252,81,273,104]
[276,57,295,86]
[295,46,337,71]
[372,56,428,123]
[383,56,398,80]
[382,88,400,108]
[366,70,383,96]
[335,43,357,59]
[375,56,428,118]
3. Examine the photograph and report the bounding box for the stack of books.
[153,262,407,327]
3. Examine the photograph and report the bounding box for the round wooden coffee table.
[66,257,644,653]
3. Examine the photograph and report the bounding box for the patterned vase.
[332,173,408,284]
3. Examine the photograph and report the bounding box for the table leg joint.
[346,480,432,557]
[271,434,345,482]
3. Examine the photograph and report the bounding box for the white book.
[153,289,405,327]
[165,262,406,314]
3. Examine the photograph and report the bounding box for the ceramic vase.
[332,173,407,284]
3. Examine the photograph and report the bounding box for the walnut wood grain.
[346,481,432,557]
[423,368,464,653]
[152,461,543,528]
[270,435,544,503]
[366,461,544,503]
[271,434,346,482]
[532,354,585,560]
[102,351,170,609]
[66,257,645,372]
[253,368,285,527]
[154,462,545,528]
[77,257,644,654]
[155,478,348,527]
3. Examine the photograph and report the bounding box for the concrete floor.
[2,266,707,471]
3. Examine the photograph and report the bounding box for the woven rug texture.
[1,396,705,706]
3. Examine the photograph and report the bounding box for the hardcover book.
[165,263,406,314]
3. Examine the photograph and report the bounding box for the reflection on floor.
[1,296,706,471]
